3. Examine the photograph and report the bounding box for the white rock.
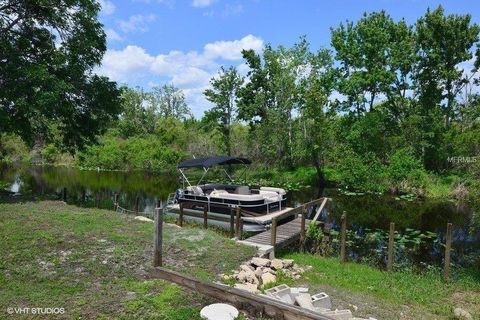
[453,307,473,320]
[261,272,276,286]
[251,257,270,267]
[263,267,276,274]
[271,259,284,270]
[200,303,239,320]
[254,268,263,278]
[134,216,154,223]
[240,264,254,272]
[237,270,247,282]
[234,283,258,293]
[282,259,294,268]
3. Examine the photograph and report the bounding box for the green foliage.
[385,149,427,192]
[0,134,30,163]
[41,144,60,164]
[0,0,121,152]
[333,147,386,192]
[77,135,185,171]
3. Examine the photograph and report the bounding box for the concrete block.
[294,293,315,311]
[272,287,295,305]
[312,292,331,310]
[264,284,290,297]
[320,309,353,320]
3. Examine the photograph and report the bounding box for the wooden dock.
[240,198,330,257]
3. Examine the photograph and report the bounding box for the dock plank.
[245,217,303,247]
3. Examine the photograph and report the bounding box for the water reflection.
[1,164,478,267]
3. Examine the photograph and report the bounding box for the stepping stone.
[200,303,239,320]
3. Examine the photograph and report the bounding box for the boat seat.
[235,186,250,195]
[260,186,286,195]
[187,186,204,196]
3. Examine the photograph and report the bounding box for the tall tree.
[0,0,121,152]
[204,67,243,156]
[149,84,192,120]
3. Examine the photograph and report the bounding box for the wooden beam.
[235,207,241,238]
[300,205,306,252]
[179,202,184,227]
[229,206,234,238]
[311,198,328,224]
[271,217,277,257]
[151,267,335,320]
[203,204,208,229]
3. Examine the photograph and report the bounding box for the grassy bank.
[0,201,255,319]
[278,251,480,319]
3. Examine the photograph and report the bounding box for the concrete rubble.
[221,258,377,320]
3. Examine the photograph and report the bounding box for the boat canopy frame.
[178,156,251,188]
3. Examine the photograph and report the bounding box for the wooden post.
[300,205,306,252]
[153,206,163,267]
[82,189,86,203]
[444,223,452,282]
[271,217,277,257]
[179,202,184,227]
[239,218,244,240]
[229,206,235,238]
[113,193,119,211]
[156,199,161,209]
[135,196,140,214]
[96,192,100,208]
[62,187,67,202]
[387,222,395,272]
[203,204,208,229]
[340,212,347,263]
[235,207,241,238]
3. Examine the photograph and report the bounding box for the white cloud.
[105,28,123,42]
[97,35,264,116]
[192,0,216,8]
[204,34,263,60]
[118,14,156,33]
[99,0,116,15]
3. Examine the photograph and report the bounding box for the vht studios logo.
[6,307,65,315]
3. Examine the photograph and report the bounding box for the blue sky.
[96,0,480,117]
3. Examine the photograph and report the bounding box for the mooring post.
[96,192,100,208]
[444,222,452,282]
[340,212,347,263]
[235,207,241,238]
[239,217,244,240]
[300,205,306,252]
[62,187,67,202]
[387,222,395,272]
[179,202,184,227]
[153,206,163,267]
[113,193,119,211]
[203,204,208,229]
[229,206,235,238]
[135,196,140,214]
[271,217,277,258]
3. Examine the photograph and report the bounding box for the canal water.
[1,164,478,268]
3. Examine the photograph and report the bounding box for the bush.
[385,149,427,193]
[333,147,387,192]
[0,134,30,163]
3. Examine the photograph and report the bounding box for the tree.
[297,48,337,185]
[331,11,416,117]
[204,66,243,156]
[116,87,153,138]
[0,0,121,152]
[149,84,192,120]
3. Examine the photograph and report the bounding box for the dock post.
[179,203,184,227]
[444,223,452,282]
[153,206,163,267]
[62,187,67,202]
[203,204,208,229]
[114,193,119,211]
[235,207,241,238]
[340,212,347,263]
[229,206,235,238]
[387,222,395,272]
[239,218,244,240]
[271,217,277,258]
[135,196,140,214]
[300,205,306,252]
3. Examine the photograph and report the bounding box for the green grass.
[0,201,256,319]
[279,251,480,319]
